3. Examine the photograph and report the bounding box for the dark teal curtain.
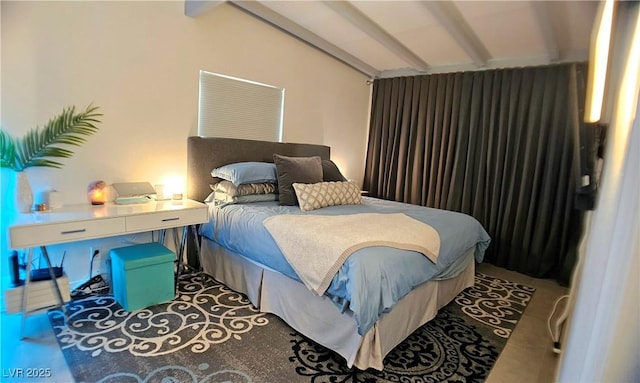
[363,63,587,284]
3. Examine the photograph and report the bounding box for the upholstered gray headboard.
[187,137,331,202]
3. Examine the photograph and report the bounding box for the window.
[198,71,284,142]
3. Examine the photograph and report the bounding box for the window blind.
[198,71,284,142]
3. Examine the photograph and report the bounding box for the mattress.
[199,236,477,370]
[200,196,491,335]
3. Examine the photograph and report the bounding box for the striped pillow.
[292,181,361,212]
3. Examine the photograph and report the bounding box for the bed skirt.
[199,237,475,371]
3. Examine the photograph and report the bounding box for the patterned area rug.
[48,272,534,383]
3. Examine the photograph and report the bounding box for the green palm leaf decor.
[0,104,102,171]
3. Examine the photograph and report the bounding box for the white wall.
[0,1,370,285]
[557,2,640,381]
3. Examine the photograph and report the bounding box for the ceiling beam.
[531,2,561,62]
[185,0,226,18]
[323,1,430,72]
[230,1,378,78]
[422,1,491,67]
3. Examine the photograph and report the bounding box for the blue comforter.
[200,197,491,335]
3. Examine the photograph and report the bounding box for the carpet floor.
[48,272,534,383]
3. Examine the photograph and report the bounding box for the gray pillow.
[210,180,277,197]
[273,154,323,205]
[322,159,347,182]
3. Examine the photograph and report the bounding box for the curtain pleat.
[363,63,586,282]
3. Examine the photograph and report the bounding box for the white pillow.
[211,162,277,186]
[292,181,361,212]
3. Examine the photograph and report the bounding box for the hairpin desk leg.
[178,226,188,271]
[40,246,66,311]
[160,225,203,292]
[189,225,203,273]
[178,225,203,274]
[19,248,33,340]
[20,246,67,339]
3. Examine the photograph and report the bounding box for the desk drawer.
[125,208,208,232]
[10,218,125,248]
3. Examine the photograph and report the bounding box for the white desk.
[7,199,208,337]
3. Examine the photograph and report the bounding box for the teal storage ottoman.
[110,242,175,311]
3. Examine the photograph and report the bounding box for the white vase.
[15,171,34,213]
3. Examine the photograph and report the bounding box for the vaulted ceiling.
[186,1,599,78]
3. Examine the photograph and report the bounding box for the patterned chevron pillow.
[292,181,362,212]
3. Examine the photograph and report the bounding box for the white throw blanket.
[263,213,441,295]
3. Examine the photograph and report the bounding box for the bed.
[186,136,491,371]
